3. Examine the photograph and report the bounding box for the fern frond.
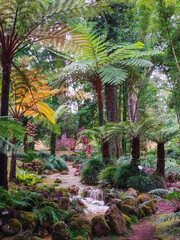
[121,58,154,68]
[98,66,128,85]
[155,211,180,224]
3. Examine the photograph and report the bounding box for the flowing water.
[43,163,109,219]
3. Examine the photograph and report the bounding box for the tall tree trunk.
[0,61,11,190]
[93,80,110,160]
[122,82,127,154]
[9,138,17,182]
[131,136,140,166]
[156,142,165,176]
[105,83,120,158]
[50,132,56,156]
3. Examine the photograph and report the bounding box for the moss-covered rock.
[142,205,152,216]
[13,230,36,240]
[17,211,36,232]
[69,215,91,235]
[91,215,111,237]
[36,226,48,238]
[124,188,138,198]
[121,198,138,208]
[105,204,126,236]
[1,218,22,236]
[59,197,70,210]
[56,187,69,197]
[51,221,69,240]
[137,194,157,213]
[74,237,86,240]
[122,214,131,229]
[121,204,140,218]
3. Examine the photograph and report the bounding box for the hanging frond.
[98,66,128,85]
[155,212,180,224]
[121,58,154,68]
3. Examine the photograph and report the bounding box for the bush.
[44,155,68,172]
[127,175,155,192]
[84,155,103,171]
[98,166,117,186]
[149,173,165,189]
[81,168,98,185]
[24,150,37,163]
[117,156,131,165]
[114,164,140,188]
[36,151,50,160]
[17,170,42,186]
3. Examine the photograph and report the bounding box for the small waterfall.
[87,188,104,201]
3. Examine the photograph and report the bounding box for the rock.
[42,220,52,228]
[36,227,48,238]
[59,197,70,210]
[13,230,36,240]
[74,237,86,240]
[124,188,138,198]
[68,185,79,195]
[121,198,138,208]
[44,170,53,175]
[23,159,45,175]
[60,170,69,175]
[1,218,22,236]
[74,170,81,176]
[69,215,91,235]
[54,178,62,184]
[105,204,126,236]
[137,194,157,213]
[121,204,140,218]
[17,211,36,232]
[91,215,111,237]
[51,221,69,240]
[82,187,92,198]
[142,205,152,215]
[71,199,87,213]
[122,214,131,229]
[56,187,69,197]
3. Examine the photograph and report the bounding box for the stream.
[43,163,109,219]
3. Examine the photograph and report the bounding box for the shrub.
[24,150,37,163]
[98,166,117,186]
[85,155,103,171]
[127,175,155,192]
[44,155,68,172]
[114,164,140,188]
[149,173,165,189]
[117,156,131,165]
[36,151,50,160]
[81,168,98,185]
[17,170,42,186]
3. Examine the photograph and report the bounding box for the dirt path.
[124,200,176,240]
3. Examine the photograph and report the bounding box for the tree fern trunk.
[9,138,17,182]
[50,132,56,156]
[156,142,165,176]
[0,61,11,190]
[105,83,120,158]
[131,137,140,166]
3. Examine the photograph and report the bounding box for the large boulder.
[51,221,69,240]
[1,218,22,236]
[91,215,111,237]
[121,198,138,208]
[121,204,140,218]
[13,230,36,240]
[69,215,91,236]
[137,194,157,214]
[16,211,36,232]
[36,226,48,238]
[23,159,45,174]
[68,185,79,195]
[105,204,126,236]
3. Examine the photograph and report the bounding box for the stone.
[69,215,91,235]
[91,215,111,237]
[23,159,45,175]
[122,214,131,229]
[59,197,70,210]
[54,178,62,184]
[17,211,36,232]
[124,188,138,198]
[36,227,48,238]
[74,170,80,176]
[137,194,157,213]
[68,185,79,195]
[51,221,69,240]
[105,204,126,236]
[121,198,138,208]
[1,218,22,236]
[13,230,36,240]
[142,205,152,215]
[121,204,140,218]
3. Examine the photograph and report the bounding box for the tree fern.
[155,211,180,224]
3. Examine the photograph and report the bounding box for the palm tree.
[0,0,109,189]
[147,127,179,176]
[104,118,160,166]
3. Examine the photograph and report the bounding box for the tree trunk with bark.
[156,142,165,176]
[0,61,11,189]
[105,83,120,158]
[93,80,110,160]
[9,138,17,182]
[50,132,57,156]
[131,136,140,166]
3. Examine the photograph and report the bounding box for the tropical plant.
[98,166,117,186]
[44,155,68,172]
[17,170,42,186]
[127,175,155,192]
[0,0,110,189]
[147,127,179,176]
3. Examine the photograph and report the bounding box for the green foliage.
[127,175,155,192]
[81,167,99,185]
[24,150,37,163]
[17,170,42,186]
[44,155,68,171]
[98,166,117,185]
[129,215,139,225]
[149,173,166,189]
[155,211,180,224]
[114,164,140,188]
[36,151,50,160]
